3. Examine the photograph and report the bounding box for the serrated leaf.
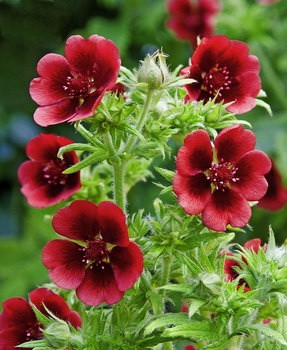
[188,299,207,318]
[57,143,98,159]
[163,320,219,343]
[154,167,175,182]
[158,284,194,295]
[63,150,108,174]
[144,313,188,336]
[234,325,287,346]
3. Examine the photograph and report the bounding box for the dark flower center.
[82,239,110,269]
[42,159,69,186]
[202,64,232,97]
[207,161,239,191]
[26,321,42,341]
[63,74,97,99]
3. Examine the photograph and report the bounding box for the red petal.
[42,239,85,289]
[176,130,212,176]
[30,54,71,106]
[76,265,124,306]
[33,99,78,127]
[215,125,256,163]
[233,150,271,201]
[110,242,143,291]
[97,201,129,247]
[0,327,29,349]
[29,288,82,329]
[25,134,73,162]
[191,36,230,71]
[0,298,34,330]
[243,239,262,252]
[202,189,251,231]
[52,200,101,241]
[173,172,211,215]
[65,35,120,90]
[68,93,105,123]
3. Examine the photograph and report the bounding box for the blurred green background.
[0,0,287,304]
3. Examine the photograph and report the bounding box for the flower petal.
[176,130,213,176]
[215,125,256,163]
[30,54,71,106]
[33,99,78,127]
[25,133,73,162]
[29,288,82,329]
[173,172,211,215]
[42,239,85,289]
[76,264,124,306]
[202,189,251,231]
[97,201,130,247]
[0,298,35,330]
[233,150,271,200]
[110,242,143,291]
[52,200,101,241]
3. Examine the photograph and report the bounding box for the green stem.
[75,122,104,148]
[124,89,155,154]
[161,255,173,287]
[113,161,126,211]
[103,132,127,211]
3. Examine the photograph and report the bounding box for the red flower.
[173,125,271,231]
[42,200,144,306]
[224,238,264,291]
[181,35,261,114]
[166,0,220,49]
[258,159,287,211]
[185,345,197,350]
[18,133,81,208]
[0,287,81,350]
[30,34,121,126]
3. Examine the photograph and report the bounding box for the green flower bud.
[137,51,170,89]
[43,320,71,349]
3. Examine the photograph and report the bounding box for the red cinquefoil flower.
[173,125,271,231]
[224,238,264,291]
[0,287,81,350]
[42,200,144,306]
[18,133,81,208]
[30,34,121,126]
[166,0,220,49]
[258,159,287,211]
[181,35,261,114]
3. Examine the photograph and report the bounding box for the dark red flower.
[42,200,144,306]
[185,345,197,350]
[18,133,81,208]
[166,0,220,49]
[30,34,121,126]
[258,159,287,211]
[181,35,261,114]
[173,125,271,231]
[224,238,264,291]
[0,287,81,350]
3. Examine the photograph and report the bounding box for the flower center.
[207,161,239,191]
[26,321,42,341]
[202,64,232,97]
[42,159,69,186]
[82,239,110,270]
[63,74,97,99]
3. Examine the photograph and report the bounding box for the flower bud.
[137,51,170,89]
[43,320,71,349]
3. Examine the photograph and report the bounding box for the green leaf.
[163,320,220,343]
[255,98,273,116]
[187,299,207,318]
[57,143,98,159]
[158,284,194,295]
[63,150,108,174]
[234,325,287,346]
[18,339,48,348]
[154,167,175,182]
[144,313,189,336]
